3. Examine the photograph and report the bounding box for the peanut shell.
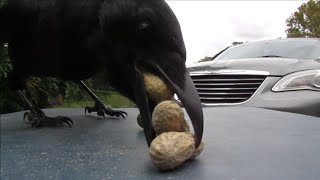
[152,101,189,134]
[149,132,195,170]
[143,72,174,103]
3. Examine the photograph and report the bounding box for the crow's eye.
[138,21,150,31]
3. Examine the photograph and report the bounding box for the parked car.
[176,38,320,117]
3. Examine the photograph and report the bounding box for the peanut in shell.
[143,72,174,103]
[152,101,189,135]
[149,132,195,171]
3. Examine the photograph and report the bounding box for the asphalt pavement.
[1,107,320,180]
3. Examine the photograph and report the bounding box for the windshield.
[215,39,320,60]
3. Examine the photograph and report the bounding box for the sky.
[165,0,308,65]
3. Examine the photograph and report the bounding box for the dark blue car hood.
[187,58,320,76]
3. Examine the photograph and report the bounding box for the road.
[1,107,320,180]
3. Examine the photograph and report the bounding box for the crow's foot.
[85,100,127,119]
[23,107,73,128]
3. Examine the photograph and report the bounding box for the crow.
[0,0,203,147]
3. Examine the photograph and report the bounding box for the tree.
[286,0,320,38]
[0,44,11,80]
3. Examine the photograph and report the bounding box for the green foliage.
[286,0,320,38]
[0,44,106,113]
[0,45,21,113]
[0,44,130,114]
[59,91,135,108]
[64,79,95,102]
[0,84,22,114]
[0,0,7,8]
[0,44,87,113]
[25,77,64,108]
[0,44,11,80]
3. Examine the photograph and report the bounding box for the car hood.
[187,58,320,76]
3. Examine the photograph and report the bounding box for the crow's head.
[100,0,203,147]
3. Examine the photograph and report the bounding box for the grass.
[56,91,136,108]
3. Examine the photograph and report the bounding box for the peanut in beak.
[141,72,204,171]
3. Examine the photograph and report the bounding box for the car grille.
[191,74,267,104]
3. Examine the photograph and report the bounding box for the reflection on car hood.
[187,58,320,76]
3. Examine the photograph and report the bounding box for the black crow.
[0,0,203,147]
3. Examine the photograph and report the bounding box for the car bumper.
[203,77,320,118]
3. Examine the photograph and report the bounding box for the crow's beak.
[132,62,156,146]
[132,62,203,148]
[154,65,203,148]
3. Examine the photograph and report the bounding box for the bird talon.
[68,118,74,125]
[97,110,104,117]
[23,109,74,128]
[31,118,40,128]
[85,107,93,114]
[120,111,127,119]
[85,101,127,119]
[59,116,73,127]
[62,119,72,128]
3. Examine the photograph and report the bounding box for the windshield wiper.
[257,55,284,58]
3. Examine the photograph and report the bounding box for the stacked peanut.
[139,71,204,171]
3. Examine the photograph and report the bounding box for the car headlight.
[272,70,320,92]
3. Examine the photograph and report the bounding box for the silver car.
[181,38,320,117]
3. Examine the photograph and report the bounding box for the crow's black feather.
[1,0,203,146]
[1,0,186,99]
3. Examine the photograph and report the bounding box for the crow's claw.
[104,109,127,119]
[85,101,128,119]
[85,106,94,114]
[24,108,73,128]
[56,116,73,128]
[114,110,127,119]
[97,110,106,118]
